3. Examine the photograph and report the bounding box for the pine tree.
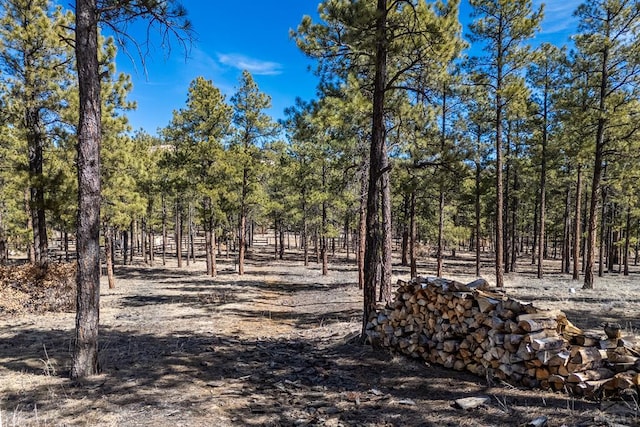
[574,0,640,289]
[527,43,567,278]
[72,0,190,379]
[0,0,75,267]
[229,71,277,275]
[468,0,542,287]
[172,76,232,276]
[295,0,464,336]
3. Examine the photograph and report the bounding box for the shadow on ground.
[0,257,619,426]
[0,324,600,426]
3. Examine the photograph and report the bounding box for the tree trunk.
[189,208,195,264]
[25,189,35,264]
[0,211,7,265]
[274,220,278,260]
[573,165,582,280]
[380,145,392,302]
[503,125,512,274]
[401,194,409,266]
[185,207,191,267]
[321,163,329,276]
[105,226,115,289]
[72,0,102,378]
[344,214,350,261]
[561,183,571,274]
[142,217,148,264]
[205,219,213,276]
[510,147,519,273]
[148,229,154,267]
[239,210,246,275]
[624,203,631,276]
[598,186,607,277]
[64,231,70,262]
[161,194,167,266]
[303,207,309,267]
[176,203,182,268]
[25,64,48,268]
[27,126,48,268]
[437,188,445,278]
[475,134,482,277]
[410,190,417,279]
[123,229,128,265]
[358,158,368,289]
[129,220,134,264]
[362,0,387,339]
[584,32,609,290]
[494,60,505,287]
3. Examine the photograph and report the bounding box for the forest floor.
[1,248,640,426]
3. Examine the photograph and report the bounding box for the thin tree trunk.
[495,66,505,287]
[123,230,128,266]
[573,165,582,280]
[205,217,213,276]
[380,145,392,302]
[584,28,609,290]
[274,220,278,260]
[176,202,182,268]
[239,210,246,275]
[401,194,409,266]
[410,190,417,279]
[185,206,191,267]
[475,134,482,277]
[25,189,35,264]
[25,86,48,268]
[321,164,328,276]
[358,159,368,289]
[561,183,571,274]
[148,229,154,267]
[161,194,167,266]
[64,231,70,262]
[303,207,309,267]
[129,220,134,264]
[624,203,631,276]
[510,148,519,273]
[105,226,115,289]
[142,218,148,264]
[437,188,445,278]
[598,186,607,277]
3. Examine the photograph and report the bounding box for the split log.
[530,337,567,352]
[518,318,558,333]
[566,368,615,383]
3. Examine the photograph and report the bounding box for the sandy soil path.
[1,256,637,426]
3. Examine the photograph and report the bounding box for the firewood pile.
[365,276,640,399]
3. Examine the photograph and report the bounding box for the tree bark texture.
[362,0,387,339]
[72,0,101,379]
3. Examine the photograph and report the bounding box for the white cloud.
[535,0,583,34]
[217,53,283,76]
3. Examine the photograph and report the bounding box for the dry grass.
[0,249,639,426]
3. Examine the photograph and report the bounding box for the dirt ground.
[1,249,640,427]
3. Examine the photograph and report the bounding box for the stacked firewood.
[366,276,640,399]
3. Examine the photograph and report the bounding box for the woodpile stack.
[366,276,640,399]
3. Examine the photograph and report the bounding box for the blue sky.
[115,0,583,136]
